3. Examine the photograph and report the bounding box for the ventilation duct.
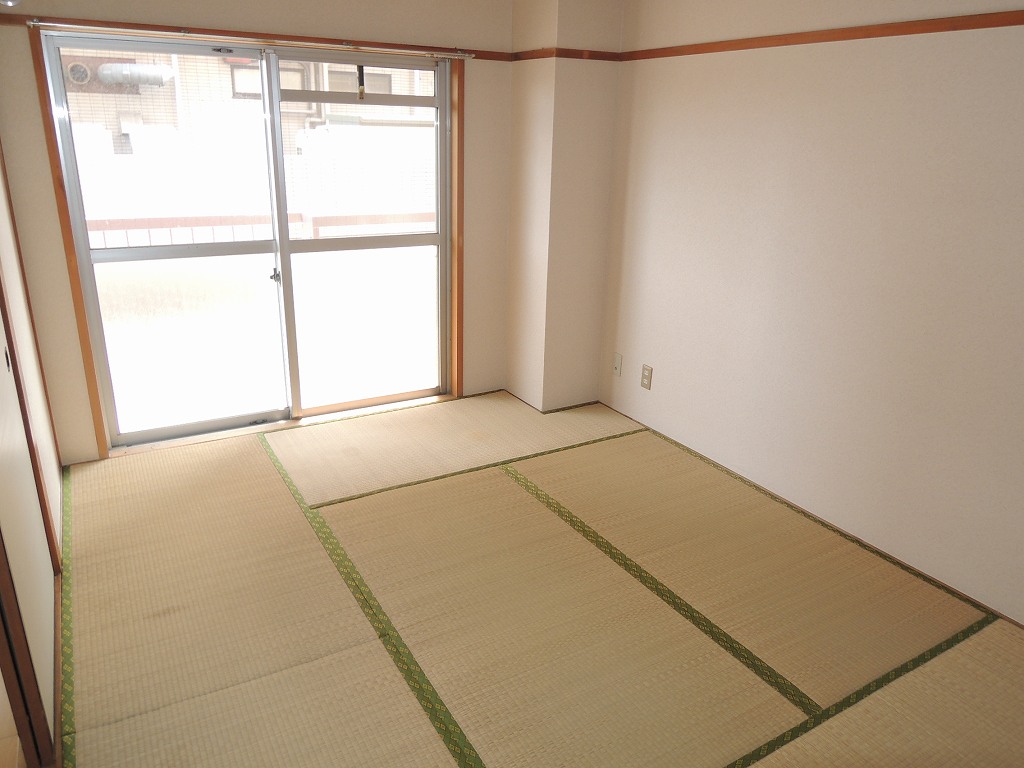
[97,63,175,87]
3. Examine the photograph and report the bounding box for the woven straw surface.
[757,620,1024,767]
[512,431,983,705]
[265,391,641,505]
[69,435,454,767]
[65,396,1010,767]
[321,469,806,768]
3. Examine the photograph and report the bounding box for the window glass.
[60,48,274,247]
[280,105,437,239]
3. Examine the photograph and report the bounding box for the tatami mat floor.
[62,392,1024,766]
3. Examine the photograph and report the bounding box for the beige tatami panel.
[68,435,454,767]
[321,469,805,768]
[64,394,1015,766]
[756,620,1024,767]
[265,391,641,505]
[76,645,456,768]
[512,431,984,706]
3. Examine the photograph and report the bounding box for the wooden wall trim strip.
[512,9,1024,61]
[513,47,621,62]
[4,9,1023,63]
[621,10,1024,61]
[470,49,514,62]
[27,28,110,460]
[0,13,33,27]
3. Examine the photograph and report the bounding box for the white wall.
[506,0,622,411]
[513,0,559,50]
[0,1,515,462]
[507,58,555,409]
[555,0,624,51]
[462,59,511,395]
[542,58,618,409]
[603,25,1024,622]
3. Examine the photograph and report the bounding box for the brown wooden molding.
[0,12,33,27]
[513,47,622,62]
[450,59,465,398]
[5,8,1024,65]
[28,28,110,459]
[468,50,514,62]
[510,47,556,61]
[622,10,1024,61]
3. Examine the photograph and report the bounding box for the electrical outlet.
[613,353,622,376]
[641,364,653,390]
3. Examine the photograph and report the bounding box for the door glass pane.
[292,247,439,408]
[59,47,274,248]
[94,254,287,433]
[281,105,437,238]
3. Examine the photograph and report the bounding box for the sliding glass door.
[269,50,447,413]
[42,33,449,444]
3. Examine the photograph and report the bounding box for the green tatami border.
[308,428,647,509]
[649,430,991,614]
[724,613,999,767]
[500,465,823,719]
[60,466,76,768]
[257,434,485,768]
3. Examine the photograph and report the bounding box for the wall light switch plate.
[613,353,622,376]
[641,364,653,390]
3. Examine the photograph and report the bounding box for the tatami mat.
[320,469,807,768]
[265,391,641,506]
[511,431,984,706]
[65,394,1014,767]
[67,436,454,767]
[75,645,456,768]
[755,620,1024,767]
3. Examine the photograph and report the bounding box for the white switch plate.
[613,353,622,376]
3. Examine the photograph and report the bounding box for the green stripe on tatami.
[724,613,999,767]
[60,465,76,768]
[307,428,647,509]
[265,391,644,507]
[501,465,822,718]
[258,434,485,768]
